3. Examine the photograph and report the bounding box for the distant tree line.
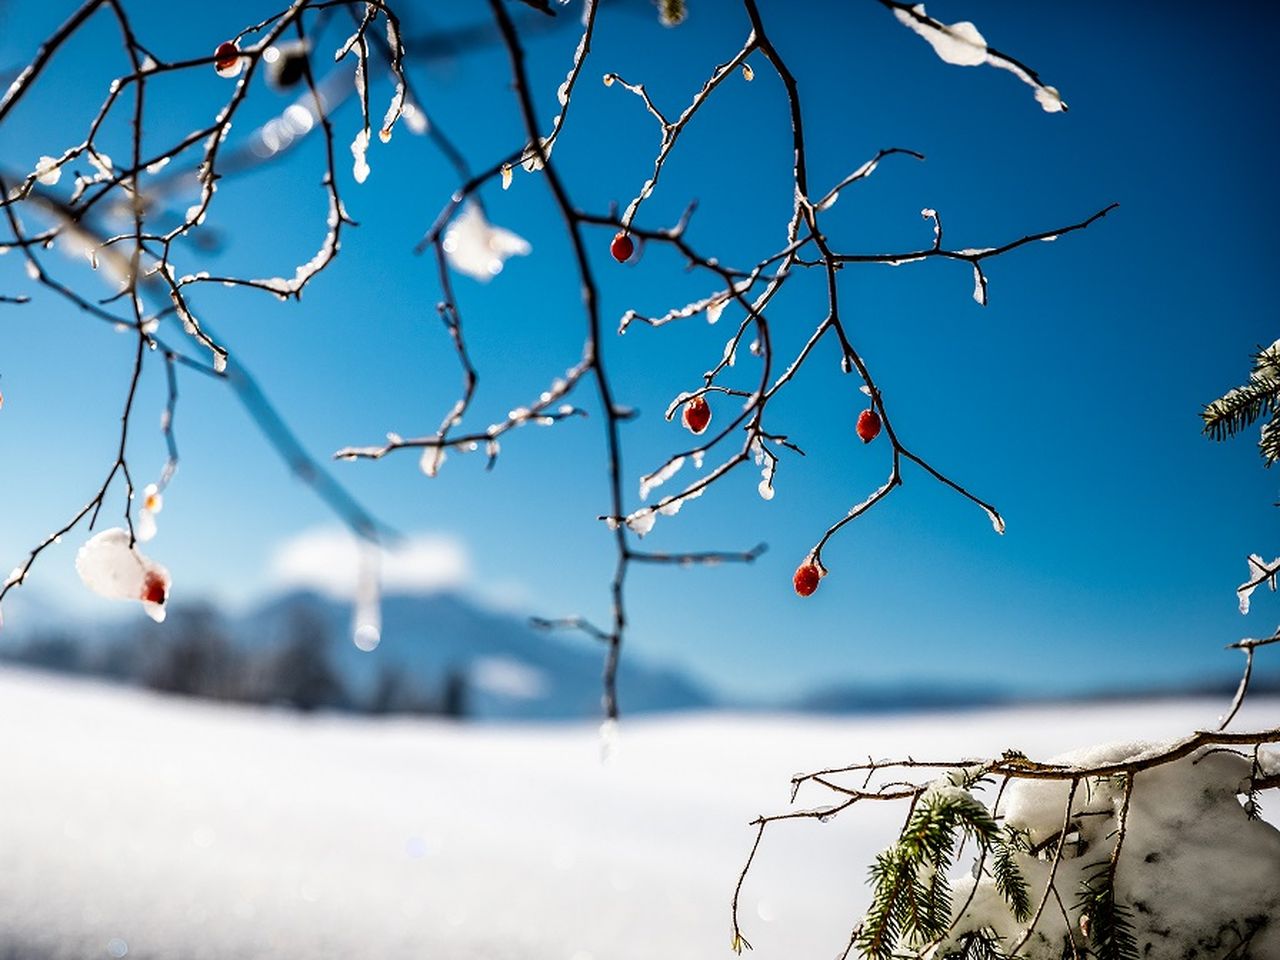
[0,604,468,719]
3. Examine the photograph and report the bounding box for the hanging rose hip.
[793,562,822,597]
[682,395,711,434]
[74,527,172,623]
[856,408,881,444]
[213,40,242,78]
[141,569,168,606]
[610,231,635,263]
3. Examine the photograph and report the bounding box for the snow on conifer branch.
[737,730,1280,958]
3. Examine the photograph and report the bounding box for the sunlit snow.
[0,671,1273,960]
[892,3,1067,112]
[34,155,61,186]
[893,5,986,66]
[442,203,531,282]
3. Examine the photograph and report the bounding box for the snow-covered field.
[1,668,1274,960]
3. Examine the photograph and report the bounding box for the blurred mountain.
[233,589,712,718]
[0,588,713,720]
[9,589,1271,720]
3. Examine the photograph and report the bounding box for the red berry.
[140,570,167,606]
[793,562,822,597]
[610,231,635,263]
[682,395,711,434]
[214,40,240,74]
[856,408,881,444]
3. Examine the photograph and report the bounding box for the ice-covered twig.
[877,0,1068,113]
[605,35,758,228]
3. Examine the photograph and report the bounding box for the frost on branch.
[420,445,446,478]
[984,505,1005,535]
[890,2,1067,112]
[379,17,406,142]
[893,6,985,66]
[520,135,553,173]
[135,483,163,543]
[441,203,531,281]
[639,456,685,501]
[33,155,62,186]
[351,127,371,184]
[626,508,657,537]
[1238,554,1279,614]
[245,194,347,300]
[971,262,988,305]
[74,528,171,623]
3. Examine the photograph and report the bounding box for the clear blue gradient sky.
[0,0,1277,701]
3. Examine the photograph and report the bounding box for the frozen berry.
[856,408,881,444]
[140,570,167,606]
[610,231,635,263]
[214,40,242,78]
[793,562,822,597]
[682,395,711,434]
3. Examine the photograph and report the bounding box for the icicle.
[352,540,382,651]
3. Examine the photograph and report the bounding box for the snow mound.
[945,740,1280,957]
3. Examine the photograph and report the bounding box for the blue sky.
[0,0,1277,701]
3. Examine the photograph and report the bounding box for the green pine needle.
[940,930,1007,960]
[856,784,1012,958]
[992,831,1032,923]
[1202,341,1280,466]
[1075,866,1140,960]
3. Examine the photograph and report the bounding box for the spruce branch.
[991,829,1032,924]
[1202,341,1280,465]
[939,930,1006,960]
[856,786,1001,958]
[1075,863,1140,960]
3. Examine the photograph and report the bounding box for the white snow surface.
[0,669,1274,959]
